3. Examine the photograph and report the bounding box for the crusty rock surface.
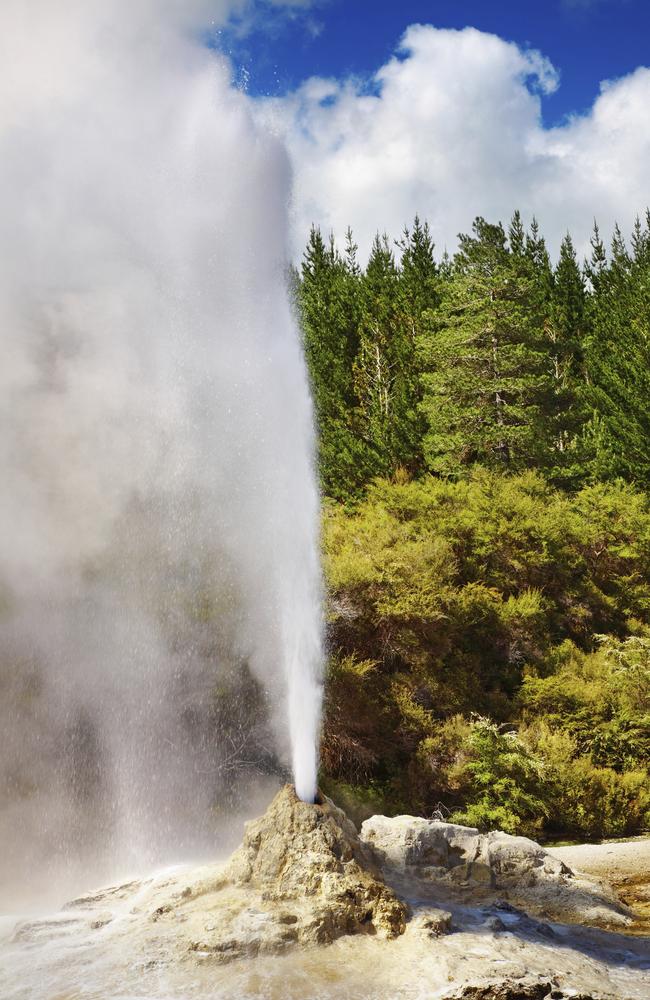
[360,815,632,928]
[223,784,407,944]
[2,793,649,1000]
[411,907,453,938]
[442,981,613,1000]
[12,787,406,969]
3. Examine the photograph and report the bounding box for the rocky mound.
[4,790,649,1000]
[22,787,405,968]
[360,815,633,928]
[224,784,407,943]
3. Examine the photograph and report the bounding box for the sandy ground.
[548,837,650,936]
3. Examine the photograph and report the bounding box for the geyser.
[0,0,322,905]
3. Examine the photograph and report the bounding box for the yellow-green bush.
[320,473,650,836]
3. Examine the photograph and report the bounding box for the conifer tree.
[508,209,526,258]
[354,233,422,477]
[585,222,607,291]
[395,215,440,474]
[419,217,553,474]
[438,250,453,281]
[631,212,650,268]
[524,216,554,307]
[397,215,439,319]
[584,218,650,485]
[298,225,370,497]
[545,233,588,481]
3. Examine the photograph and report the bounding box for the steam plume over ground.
[0,0,322,909]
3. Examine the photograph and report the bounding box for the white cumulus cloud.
[261,23,650,260]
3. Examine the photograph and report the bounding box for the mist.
[0,0,323,910]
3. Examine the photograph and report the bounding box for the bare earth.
[548,838,650,936]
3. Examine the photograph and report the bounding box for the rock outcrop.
[443,981,612,1000]
[223,784,407,944]
[139,785,407,961]
[24,787,405,967]
[360,815,633,928]
[3,789,648,1000]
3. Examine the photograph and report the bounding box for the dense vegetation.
[294,212,650,840]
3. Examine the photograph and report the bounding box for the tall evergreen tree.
[354,233,422,477]
[584,219,650,485]
[524,216,554,308]
[419,217,553,475]
[508,209,526,258]
[298,225,370,497]
[397,215,439,318]
[585,221,608,291]
[545,233,588,481]
[396,215,440,474]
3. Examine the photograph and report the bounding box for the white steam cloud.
[0,0,322,907]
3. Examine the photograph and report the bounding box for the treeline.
[294,213,650,840]
[294,212,650,499]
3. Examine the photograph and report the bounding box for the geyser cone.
[225,784,407,942]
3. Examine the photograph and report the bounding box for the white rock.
[361,816,482,869]
[359,815,631,927]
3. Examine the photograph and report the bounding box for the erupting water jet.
[0,0,323,908]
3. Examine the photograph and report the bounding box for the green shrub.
[520,636,650,770]
[446,718,547,837]
[548,757,648,840]
[320,473,650,835]
[318,778,391,827]
[523,721,649,840]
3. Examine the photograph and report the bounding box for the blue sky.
[210,0,650,260]
[223,0,650,125]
